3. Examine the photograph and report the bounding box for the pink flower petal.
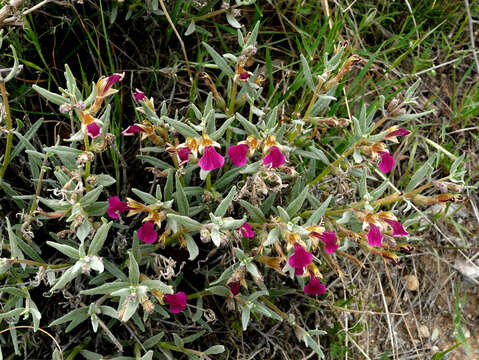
[163,291,187,314]
[138,221,158,244]
[228,144,249,167]
[107,196,130,219]
[104,73,124,92]
[315,231,338,254]
[199,146,224,171]
[237,222,255,238]
[263,146,285,168]
[383,219,409,237]
[133,89,146,101]
[367,223,383,247]
[177,147,191,164]
[86,122,102,139]
[230,281,241,296]
[121,124,144,136]
[304,276,326,295]
[239,72,249,81]
[288,244,313,275]
[378,151,395,174]
[386,128,411,138]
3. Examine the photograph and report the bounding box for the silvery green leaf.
[240,160,261,174]
[311,147,329,164]
[203,42,234,76]
[66,129,84,142]
[3,45,19,83]
[141,280,173,294]
[246,262,261,280]
[405,155,436,192]
[239,199,266,223]
[206,285,229,297]
[132,188,157,205]
[221,216,246,230]
[119,296,139,323]
[128,252,139,284]
[144,332,165,349]
[265,106,279,130]
[359,169,368,199]
[110,287,131,297]
[164,168,174,201]
[306,195,332,226]
[91,313,99,333]
[241,305,251,330]
[32,85,66,105]
[404,79,421,103]
[237,28,245,46]
[450,154,466,184]
[46,241,79,259]
[185,21,195,36]
[211,227,221,247]
[310,92,336,117]
[49,307,88,327]
[80,281,130,295]
[140,351,154,360]
[76,221,91,243]
[89,256,104,273]
[200,168,209,180]
[245,21,260,49]
[336,210,352,225]
[185,234,199,260]
[88,221,112,255]
[226,12,242,28]
[391,110,433,122]
[264,227,280,246]
[353,148,363,163]
[277,206,290,222]
[236,113,262,139]
[175,173,189,216]
[6,218,25,268]
[83,82,97,108]
[95,174,116,187]
[80,186,103,207]
[50,262,82,292]
[164,117,200,138]
[300,54,314,91]
[100,104,111,132]
[214,186,236,217]
[286,185,309,217]
[370,180,389,200]
[223,53,238,63]
[166,214,202,231]
[210,116,235,140]
[0,308,25,320]
[302,331,325,358]
[173,334,184,348]
[205,345,225,355]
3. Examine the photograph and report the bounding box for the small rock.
[419,325,430,338]
[403,274,419,291]
[431,328,440,342]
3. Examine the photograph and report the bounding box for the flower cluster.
[361,211,409,247]
[362,126,411,173]
[228,135,286,169]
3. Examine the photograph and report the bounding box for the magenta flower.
[378,152,395,173]
[383,219,409,237]
[121,124,145,136]
[304,276,326,295]
[133,89,146,101]
[107,196,130,219]
[199,146,224,171]
[367,223,383,247]
[230,281,241,296]
[104,73,124,93]
[386,128,411,138]
[264,146,285,168]
[163,291,187,314]
[177,147,191,165]
[86,122,102,139]
[138,221,158,244]
[228,144,249,167]
[315,232,338,254]
[288,244,313,276]
[239,72,250,81]
[237,222,255,238]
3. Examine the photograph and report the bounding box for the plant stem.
[83,134,92,191]
[0,81,13,180]
[227,80,238,117]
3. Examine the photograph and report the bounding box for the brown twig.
[158,0,193,83]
